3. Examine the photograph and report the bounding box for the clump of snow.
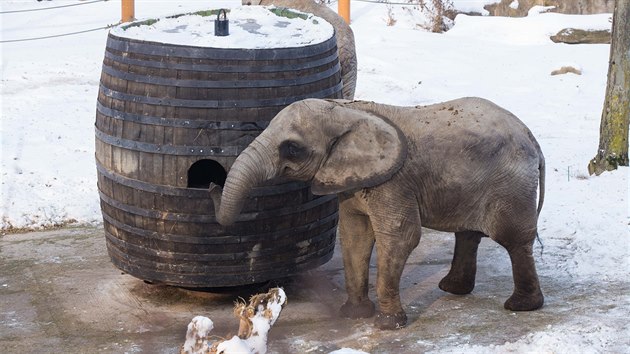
[240,287,287,353]
[110,6,333,49]
[181,288,287,354]
[451,0,494,15]
[215,336,253,353]
[329,349,370,354]
[181,316,214,354]
[528,5,557,15]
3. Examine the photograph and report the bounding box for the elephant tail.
[536,153,545,219]
[535,146,546,254]
[526,129,545,220]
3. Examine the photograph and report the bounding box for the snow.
[451,0,495,15]
[244,288,287,354]
[182,316,214,354]
[329,349,370,354]
[216,335,254,353]
[446,12,612,45]
[182,288,287,354]
[111,6,334,49]
[528,5,557,15]
[0,0,628,352]
[432,323,622,353]
[267,287,287,327]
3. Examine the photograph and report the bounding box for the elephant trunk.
[211,139,277,226]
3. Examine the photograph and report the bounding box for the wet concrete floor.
[1,227,628,353]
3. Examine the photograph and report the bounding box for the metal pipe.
[121,0,135,23]
[338,0,350,24]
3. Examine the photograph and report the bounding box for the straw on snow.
[181,287,287,354]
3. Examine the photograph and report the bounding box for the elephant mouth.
[279,163,320,184]
[267,175,293,186]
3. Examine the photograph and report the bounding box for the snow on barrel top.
[110,6,334,49]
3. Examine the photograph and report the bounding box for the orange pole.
[338,0,350,24]
[121,0,135,23]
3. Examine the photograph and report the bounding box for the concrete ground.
[1,227,628,353]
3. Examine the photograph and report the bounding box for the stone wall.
[484,0,615,17]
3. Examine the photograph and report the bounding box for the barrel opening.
[187,159,227,189]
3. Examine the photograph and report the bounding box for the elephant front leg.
[338,198,376,319]
[373,241,412,330]
[439,231,484,295]
[370,199,422,330]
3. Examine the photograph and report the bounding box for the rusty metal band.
[100,61,340,89]
[98,81,343,108]
[105,229,335,264]
[94,127,241,156]
[96,102,270,130]
[101,210,338,246]
[105,235,335,280]
[98,189,337,223]
[95,162,309,198]
[103,49,340,73]
[106,32,337,60]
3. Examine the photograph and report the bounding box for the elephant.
[209,97,545,330]
[242,0,357,99]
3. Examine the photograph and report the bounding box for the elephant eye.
[279,140,307,161]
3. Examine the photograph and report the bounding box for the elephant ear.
[312,107,407,195]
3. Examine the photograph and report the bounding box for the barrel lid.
[110,6,334,49]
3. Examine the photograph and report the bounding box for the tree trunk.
[588,0,630,176]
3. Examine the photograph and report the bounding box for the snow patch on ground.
[329,349,370,354]
[432,322,626,353]
[447,12,612,45]
[451,0,494,15]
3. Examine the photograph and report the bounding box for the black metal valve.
[215,9,229,36]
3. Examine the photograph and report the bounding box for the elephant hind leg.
[439,231,485,295]
[492,222,544,311]
[488,199,543,311]
[503,242,544,311]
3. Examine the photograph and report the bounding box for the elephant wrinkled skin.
[210,98,546,330]
[243,0,357,99]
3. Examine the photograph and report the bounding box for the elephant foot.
[340,299,375,319]
[504,291,544,311]
[438,275,475,295]
[375,311,407,330]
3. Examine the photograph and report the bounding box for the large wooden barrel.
[95,27,342,287]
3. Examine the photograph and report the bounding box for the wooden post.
[338,0,350,24]
[121,0,135,23]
